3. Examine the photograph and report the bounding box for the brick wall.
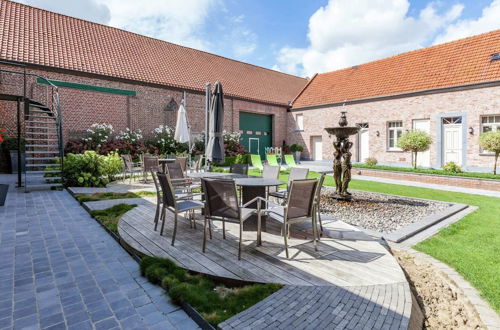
[288,86,500,171]
[355,168,500,192]
[0,64,288,147]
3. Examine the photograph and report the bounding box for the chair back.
[151,171,161,200]
[230,163,249,175]
[266,154,279,166]
[201,179,239,219]
[315,173,326,202]
[288,167,309,184]
[156,172,176,209]
[286,179,318,219]
[166,162,185,180]
[262,165,280,179]
[250,154,263,169]
[284,154,297,167]
[121,154,133,171]
[176,157,188,173]
[143,155,159,172]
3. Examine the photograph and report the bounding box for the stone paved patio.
[0,179,198,330]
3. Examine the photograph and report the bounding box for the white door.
[413,119,431,167]
[312,136,323,161]
[443,124,462,165]
[359,129,369,162]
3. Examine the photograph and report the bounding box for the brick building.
[1,1,500,172]
[289,30,500,171]
[0,0,306,159]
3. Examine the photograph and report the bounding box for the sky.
[16,0,500,77]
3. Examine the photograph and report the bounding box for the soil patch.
[394,250,485,329]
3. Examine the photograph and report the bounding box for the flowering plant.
[0,128,5,144]
[146,125,178,155]
[83,123,114,150]
[116,128,143,144]
[223,131,247,156]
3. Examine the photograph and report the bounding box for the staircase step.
[25,138,59,141]
[27,115,57,119]
[26,170,61,174]
[26,126,58,130]
[26,150,60,154]
[26,120,57,124]
[26,163,57,167]
[29,109,52,114]
[25,132,58,136]
[26,145,59,148]
[26,157,59,161]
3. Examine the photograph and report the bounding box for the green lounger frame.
[250,154,264,171]
[284,154,297,167]
[266,154,280,166]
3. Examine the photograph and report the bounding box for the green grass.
[254,167,499,312]
[89,203,137,233]
[75,191,155,203]
[353,163,500,180]
[140,257,282,326]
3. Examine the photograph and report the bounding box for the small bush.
[235,153,249,164]
[364,157,378,166]
[1,137,26,151]
[140,257,282,326]
[479,130,500,175]
[397,130,432,169]
[290,143,304,152]
[443,161,462,173]
[63,151,123,187]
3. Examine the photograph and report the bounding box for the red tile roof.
[0,0,306,106]
[293,29,500,108]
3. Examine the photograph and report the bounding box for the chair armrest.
[177,193,204,200]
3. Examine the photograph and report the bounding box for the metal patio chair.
[230,163,249,175]
[201,178,263,260]
[156,172,204,246]
[262,165,280,195]
[262,179,319,258]
[142,155,159,183]
[121,154,142,184]
[314,173,326,235]
[269,167,309,203]
[166,162,199,193]
[175,156,188,173]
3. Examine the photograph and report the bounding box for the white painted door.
[359,129,369,162]
[312,136,323,161]
[413,119,430,167]
[443,124,462,165]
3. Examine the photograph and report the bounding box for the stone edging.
[396,247,500,329]
[355,168,500,192]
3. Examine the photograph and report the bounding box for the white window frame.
[387,121,403,151]
[296,114,304,131]
[481,115,500,154]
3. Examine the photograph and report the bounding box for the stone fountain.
[325,112,360,200]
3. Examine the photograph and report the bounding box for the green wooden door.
[239,112,272,159]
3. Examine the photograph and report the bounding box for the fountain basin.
[325,126,360,139]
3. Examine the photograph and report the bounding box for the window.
[481,115,500,154]
[481,115,500,133]
[296,114,304,131]
[387,121,403,150]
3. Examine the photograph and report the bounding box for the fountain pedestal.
[325,112,360,200]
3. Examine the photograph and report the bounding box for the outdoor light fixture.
[376,130,380,137]
[469,126,474,135]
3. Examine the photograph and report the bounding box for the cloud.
[274,0,465,76]
[19,0,111,24]
[433,0,500,44]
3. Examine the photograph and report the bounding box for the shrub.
[0,128,5,144]
[396,130,432,169]
[62,151,123,187]
[290,143,304,152]
[116,128,143,143]
[235,154,249,164]
[1,137,26,151]
[99,139,147,160]
[364,157,378,166]
[146,124,178,155]
[83,123,114,150]
[443,161,462,173]
[223,131,247,156]
[479,131,500,175]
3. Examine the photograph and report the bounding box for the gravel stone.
[320,187,451,233]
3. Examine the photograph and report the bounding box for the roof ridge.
[316,28,500,77]
[7,0,305,81]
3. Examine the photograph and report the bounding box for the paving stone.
[0,186,196,330]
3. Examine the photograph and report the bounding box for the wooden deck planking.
[118,203,406,287]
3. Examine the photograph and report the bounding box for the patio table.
[187,173,284,231]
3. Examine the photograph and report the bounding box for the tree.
[397,130,432,169]
[479,131,500,175]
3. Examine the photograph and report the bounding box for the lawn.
[75,191,155,203]
[249,168,499,313]
[89,203,137,233]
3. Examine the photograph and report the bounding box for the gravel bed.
[320,187,452,233]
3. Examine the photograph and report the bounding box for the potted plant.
[290,143,304,163]
[0,128,8,206]
[2,137,26,174]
